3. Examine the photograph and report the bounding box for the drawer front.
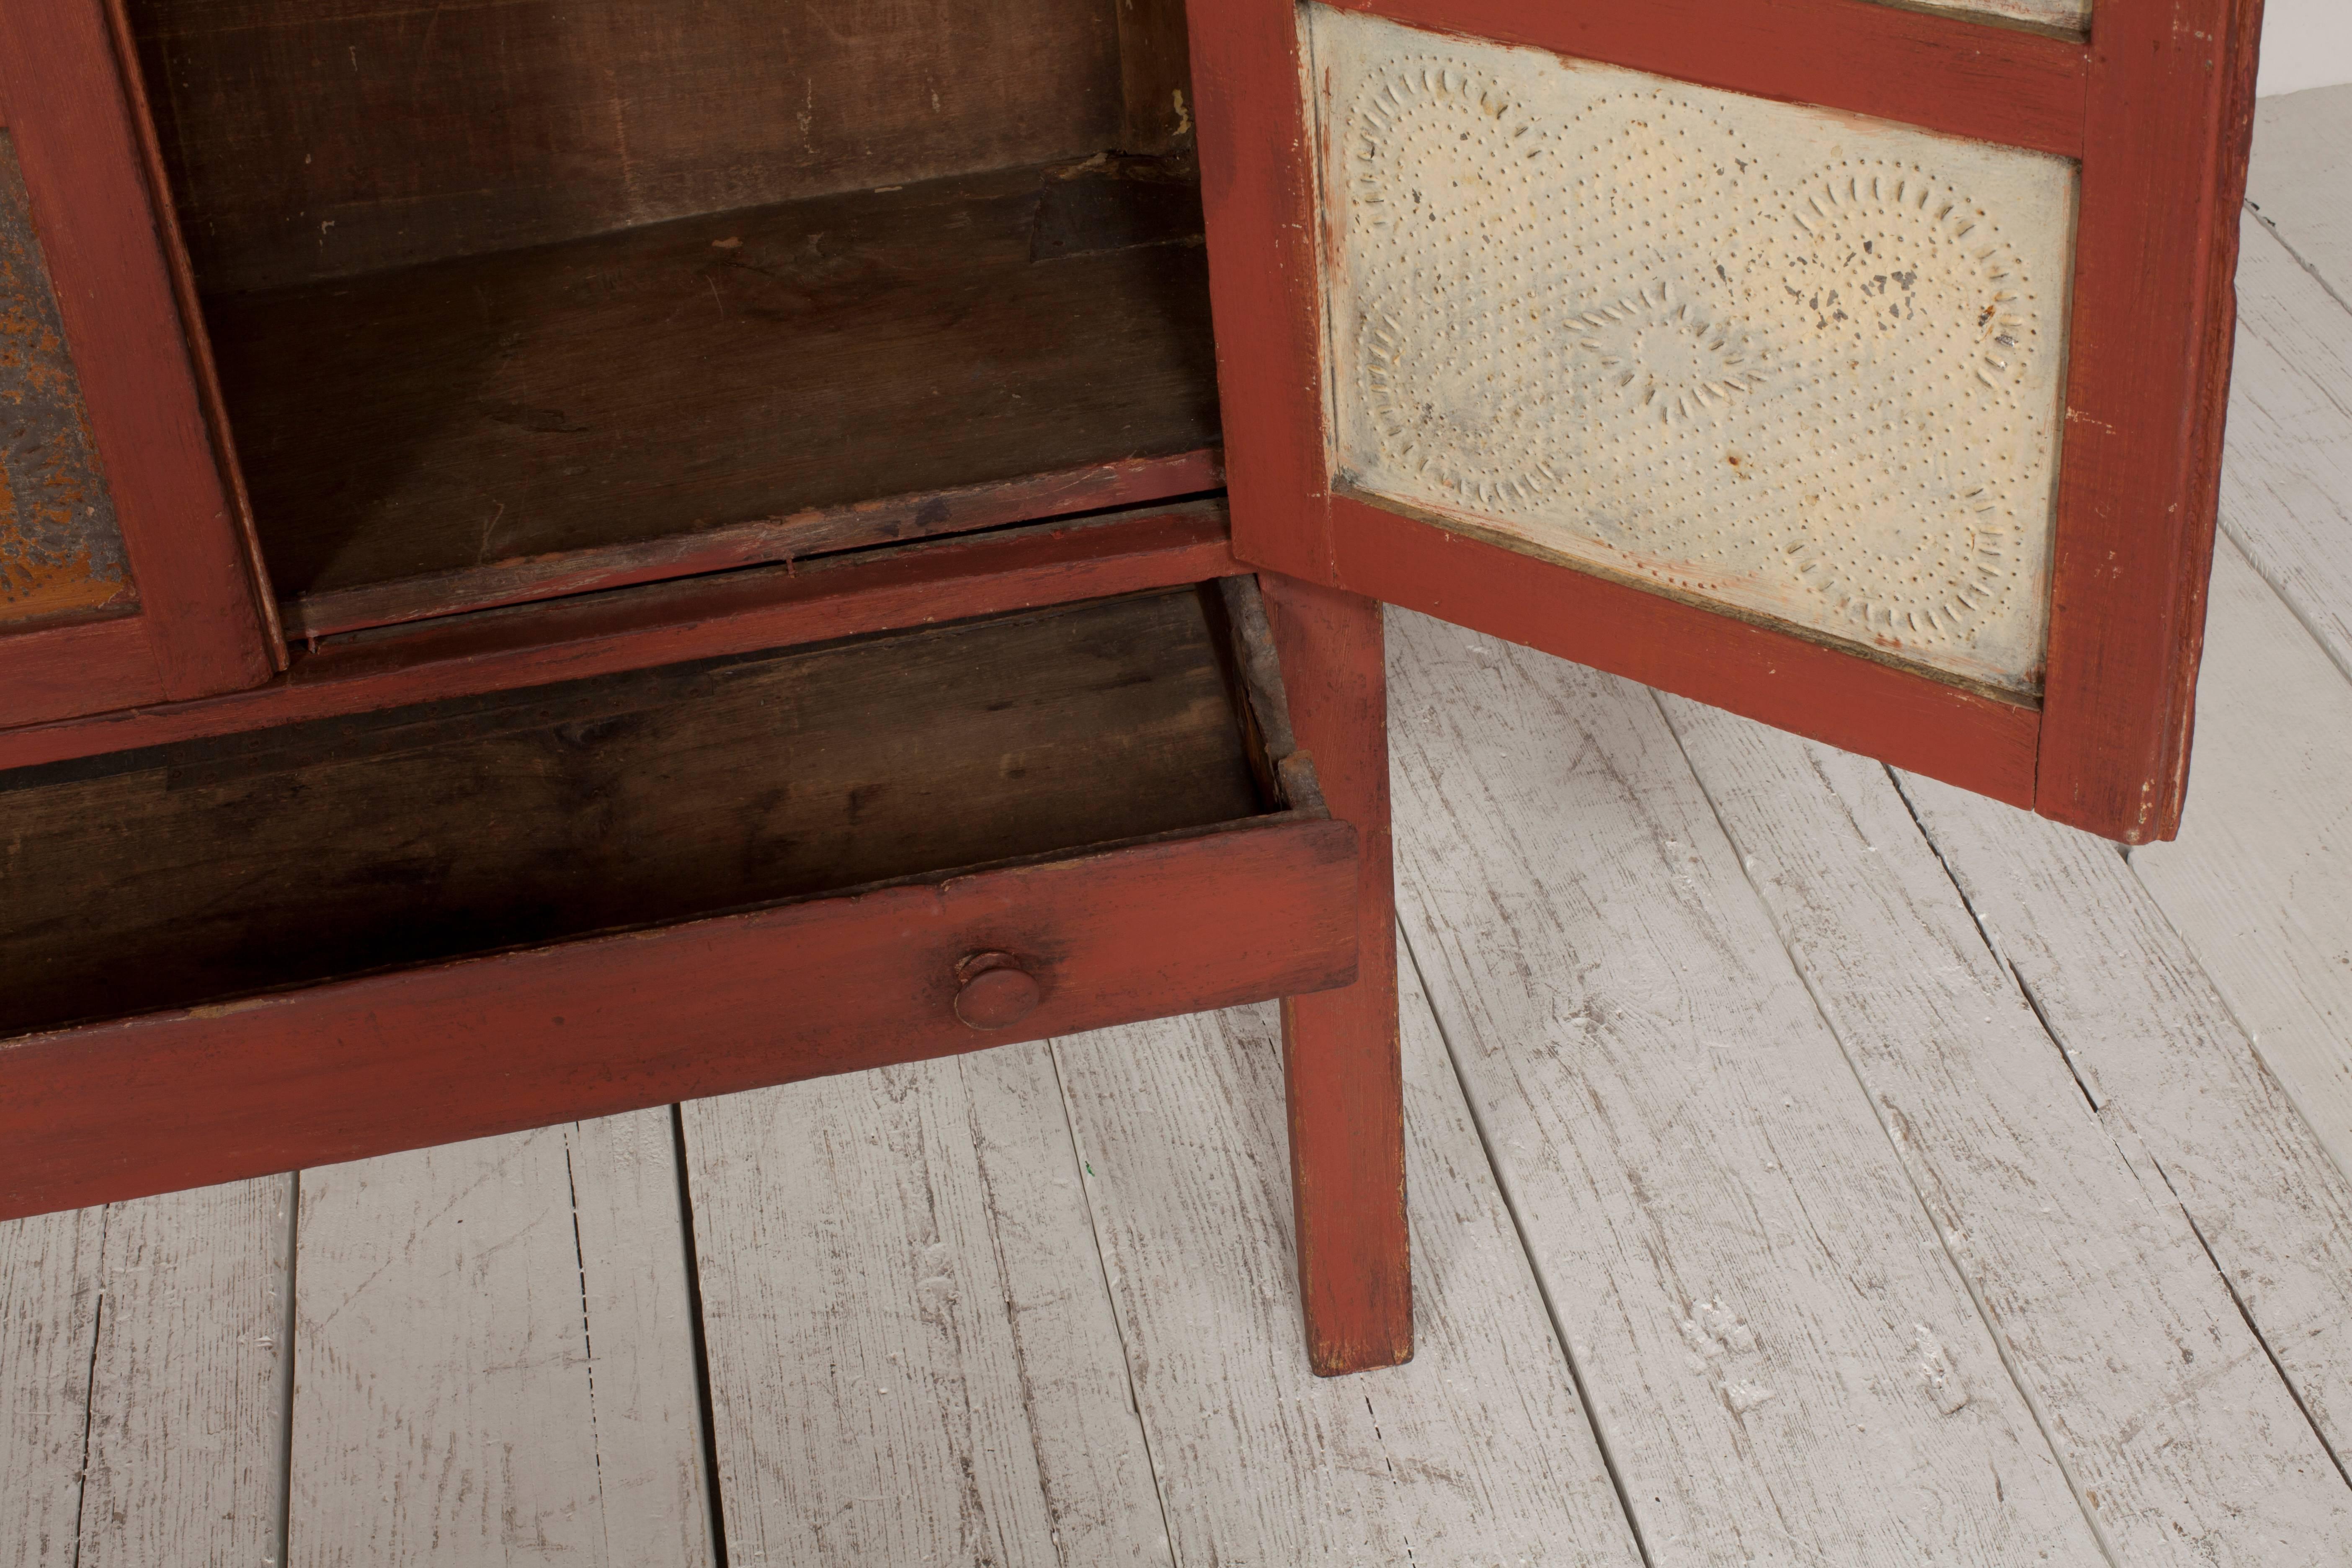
[0,815,1357,1220]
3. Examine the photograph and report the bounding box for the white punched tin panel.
[1307,6,2080,692]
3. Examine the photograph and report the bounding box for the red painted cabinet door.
[1188,0,2262,843]
[0,0,276,730]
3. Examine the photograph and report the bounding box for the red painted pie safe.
[0,0,2261,1374]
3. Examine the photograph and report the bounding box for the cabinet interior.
[124,0,1213,637]
[0,584,1276,1037]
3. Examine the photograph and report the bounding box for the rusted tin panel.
[0,131,133,627]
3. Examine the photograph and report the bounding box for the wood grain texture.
[1185,0,1336,582]
[685,1044,1171,1565]
[1,590,1262,1036]
[1320,0,2088,157]
[102,0,286,668]
[0,1208,105,1568]
[1898,769,2352,1470]
[1052,991,1644,1563]
[1384,609,2097,1564]
[556,1112,718,1563]
[2036,0,2264,842]
[0,0,273,703]
[289,1111,712,1566]
[2246,85,2352,306]
[129,0,1124,292]
[74,1179,291,1568]
[1659,691,2352,1562]
[0,1178,289,1568]
[1117,0,1196,152]
[2221,212,2352,687]
[0,505,1240,774]
[0,815,1357,1221]
[203,164,1217,621]
[1259,575,1408,1375]
[0,616,162,731]
[279,451,1222,641]
[2131,538,2352,1191]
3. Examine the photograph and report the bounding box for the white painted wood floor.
[9,90,2352,1568]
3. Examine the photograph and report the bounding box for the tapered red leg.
[1259,572,1412,1376]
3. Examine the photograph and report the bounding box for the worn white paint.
[288,1114,712,1567]
[76,1179,293,1568]
[683,1046,1171,1568]
[560,1112,717,1564]
[1309,6,2078,691]
[2249,88,2352,301]
[1385,608,2097,1564]
[1658,692,2352,1560]
[2132,539,2352,1188]
[1051,988,1643,1565]
[1,1208,104,1568]
[2223,211,2352,688]
[1898,769,2352,1470]
[0,1180,289,1568]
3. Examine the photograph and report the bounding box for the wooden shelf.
[205,161,1219,637]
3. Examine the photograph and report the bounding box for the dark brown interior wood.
[126,0,1128,293]
[119,0,1213,635]
[0,585,1264,1037]
[205,159,1216,629]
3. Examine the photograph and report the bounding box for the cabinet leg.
[1259,573,1412,1376]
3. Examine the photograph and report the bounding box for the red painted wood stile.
[1187,0,2264,843]
[1262,573,1412,1375]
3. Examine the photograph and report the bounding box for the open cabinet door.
[1189,0,2262,843]
[0,0,278,730]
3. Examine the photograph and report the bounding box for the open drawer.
[0,577,1357,1220]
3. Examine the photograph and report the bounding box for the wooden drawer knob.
[954,952,1040,1030]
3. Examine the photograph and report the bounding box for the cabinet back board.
[126,0,1132,292]
[1191,0,2263,842]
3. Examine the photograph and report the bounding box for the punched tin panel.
[1307,7,2080,693]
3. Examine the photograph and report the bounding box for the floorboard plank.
[683,1044,1171,1568]
[0,1209,104,1568]
[1658,691,2352,1562]
[0,1181,291,1568]
[2247,85,2352,306]
[2220,211,2352,685]
[1051,987,1645,1565]
[76,1179,293,1568]
[2133,538,2352,1191]
[1898,769,2352,1473]
[562,1112,718,1565]
[1384,610,2092,1567]
[287,1112,712,1566]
